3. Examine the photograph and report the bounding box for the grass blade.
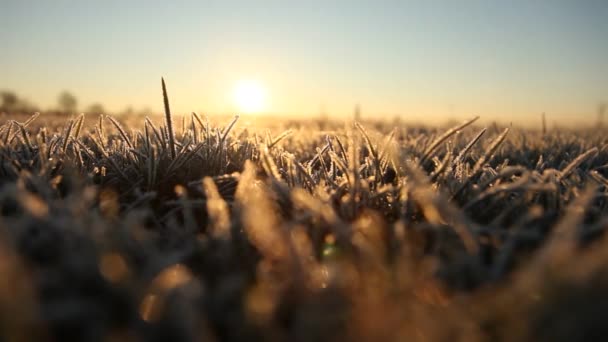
[107,115,134,149]
[162,77,177,159]
[420,116,479,165]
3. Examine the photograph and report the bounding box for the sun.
[233,80,267,114]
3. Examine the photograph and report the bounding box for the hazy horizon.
[2,1,607,123]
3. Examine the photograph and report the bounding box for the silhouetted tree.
[1,91,19,112]
[1,91,38,113]
[58,91,78,113]
[598,103,606,128]
[122,106,134,116]
[86,103,105,114]
[138,107,153,116]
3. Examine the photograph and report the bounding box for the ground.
[0,110,606,341]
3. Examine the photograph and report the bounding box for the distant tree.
[58,91,78,113]
[1,91,38,113]
[122,106,134,116]
[599,103,606,128]
[16,99,39,113]
[1,91,19,112]
[86,103,105,114]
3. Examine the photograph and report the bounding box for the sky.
[1,0,607,124]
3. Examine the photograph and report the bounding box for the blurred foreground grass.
[0,105,607,341]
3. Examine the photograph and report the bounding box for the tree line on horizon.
[1,89,606,127]
[0,90,153,116]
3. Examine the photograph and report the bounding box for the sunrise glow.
[232,80,267,114]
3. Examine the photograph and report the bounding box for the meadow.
[0,83,607,341]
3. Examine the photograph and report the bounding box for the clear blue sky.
[1,0,607,123]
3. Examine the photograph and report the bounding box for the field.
[0,88,607,341]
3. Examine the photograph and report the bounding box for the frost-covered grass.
[0,85,607,341]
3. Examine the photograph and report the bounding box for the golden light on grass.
[139,294,162,323]
[99,253,130,284]
[19,193,48,218]
[151,264,193,291]
[139,264,194,323]
[232,79,267,114]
